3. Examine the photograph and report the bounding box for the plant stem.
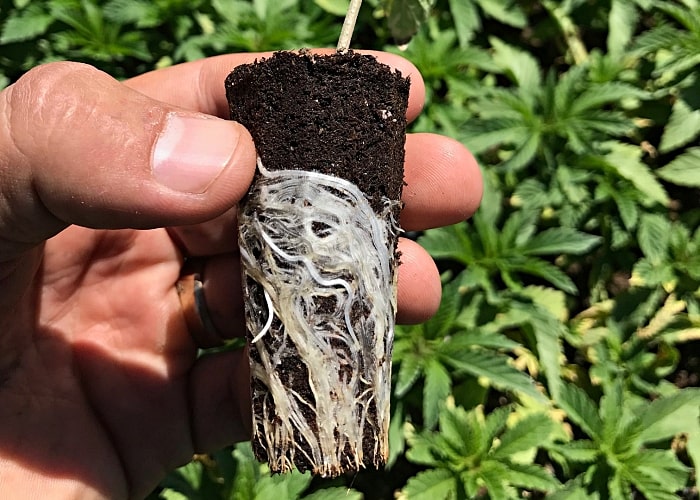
[337,0,363,53]
[542,0,588,65]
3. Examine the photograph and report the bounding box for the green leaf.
[313,0,349,16]
[556,383,603,441]
[384,0,437,44]
[599,142,669,206]
[484,405,512,445]
[398,468,456,500]
[626,450,689,493]
[477,0,526,27]
[519,227,601,256]
[501,462,560,491]
[490,413,556,458]
[513,301,564,399]
[620,464,680,500]
[303,487,362,500]
[441,350,545,402]
[657,147,700,187]
[255,471,312,500]
[630,258,676,287]
[395,353,423,397]
[422,277,462,339]
[608,0,639,58]
[490,37,542,94]
[439,403,485,457]
[508,256,579,294]
[231,443,259,500]
[423,359,452,429]
[638,213,671,264]
[475,461,509,498]
[447,0,479,47]
[659,97,700,153]
[636,388,700,443]
[570,83,647,114]
[0,4,54,44]
[548,440,600,463]
[419,224,472,264]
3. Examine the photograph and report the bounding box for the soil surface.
[226,50,409,213]
[226,50,409,475]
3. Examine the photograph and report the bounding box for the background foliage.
[2,0,699,498]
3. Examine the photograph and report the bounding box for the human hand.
[0,52,482,499]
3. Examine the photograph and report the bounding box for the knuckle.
[8,62,104,141]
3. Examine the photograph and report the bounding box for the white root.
[239,158,400,476]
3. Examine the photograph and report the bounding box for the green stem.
[337,0,363,53]
[543,0,588,64]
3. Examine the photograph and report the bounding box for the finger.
[402,133,483,231]
[125,50,426,123]
[189,348,252,452]
[0,61,256,262]
[168,206,239,257]
[396,238,442,324]
[200,254,245,338]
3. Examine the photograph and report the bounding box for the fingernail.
[152,113,239,193]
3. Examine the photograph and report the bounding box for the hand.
[0,51,482,499]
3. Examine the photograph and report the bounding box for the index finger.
[125,50,426,122]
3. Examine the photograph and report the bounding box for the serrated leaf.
[620,465,680,500]
[626,450,689,492]
[500,130,541,172]
[484,405,513,445]
[637,388,700,443]
[419,224,472,264]
[630,258,676,288]
[570,83,647,114]
[0,5,54,44]
[608,0,639,58]
[508,256,578,294]
[490,37,542,94]
[519,227,601,256]
[490,413,556,458]
[556,383,603,441]
[439,403,484,456]
[500,462,561,491]
[548,440,600,463]
[475,461,509,498]
[447,0,479,47]
[423,277,462,339]
[519,286,568,322]
[442,350,545,402]
[638,213,671,265]
[254,470,312,500]
[599,381,624,447]
[395,353,423,397]
[657,147,700,187]
[398,468,456,500]
[659,98,700,152]
[513,302,564,399]
[477,0,526,27]
[423,359,452,429]
[600,142,669,206]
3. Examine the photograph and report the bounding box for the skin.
[0,51,482,499]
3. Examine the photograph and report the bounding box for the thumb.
[0,62,256,258]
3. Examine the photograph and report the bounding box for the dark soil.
[225,50,409,213]
[226,50,409,475]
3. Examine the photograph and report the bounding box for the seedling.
[226,0,411,477]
